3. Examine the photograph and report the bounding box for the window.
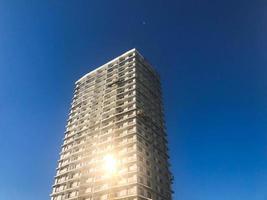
[139,188,144,196]
[139,177,144,184]
[128,186,137,195]
[147,180,151,187]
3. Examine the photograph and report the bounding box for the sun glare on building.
[103,154,117,176]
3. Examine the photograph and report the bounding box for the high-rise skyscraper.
[51,49,173,200]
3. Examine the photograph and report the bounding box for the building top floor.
[75,48,160,86]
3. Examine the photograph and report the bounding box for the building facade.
[51,49,173,200]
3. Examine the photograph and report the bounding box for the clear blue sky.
[0,1,266,200]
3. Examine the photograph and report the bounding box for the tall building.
[51,49,173,200]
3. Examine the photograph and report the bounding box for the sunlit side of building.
[50,49,173,200]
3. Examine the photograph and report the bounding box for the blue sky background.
[0,0,267,200]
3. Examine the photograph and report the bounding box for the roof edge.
[75,48,137,84]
